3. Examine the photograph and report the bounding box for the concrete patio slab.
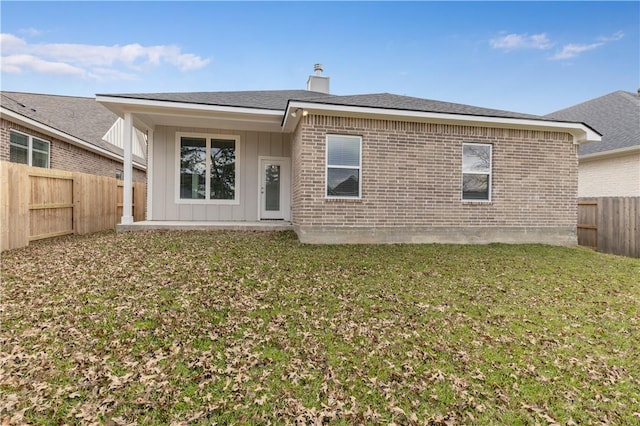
[117,221,293,233]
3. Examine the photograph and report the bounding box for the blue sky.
[1,1,638,115]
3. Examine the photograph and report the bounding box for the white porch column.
[121,112,134,225]
[145,128,154,220]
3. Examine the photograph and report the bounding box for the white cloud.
[490,30,625,61]
[1,33,27,50]
[598,31,624,42]
[550,31,624,61]
[1,54,88,77]
[0,33,211,80]
[168,52,210,72]
[549,43,603,60]
[489,33,552,51]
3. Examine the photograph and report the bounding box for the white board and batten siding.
[103,118,148,159]
[151,126,291,221]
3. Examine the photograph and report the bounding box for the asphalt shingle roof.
[1,91,138,161]
[546,90,640,156]
[291,92,546,121]
[101,90,560,122]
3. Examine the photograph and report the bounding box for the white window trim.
[9,129,51,168]
[325,134,362,200]
[174,132,241,205]
[461,142,492,203]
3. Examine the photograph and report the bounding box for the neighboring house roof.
[546,90,640,157]
[1,91,146,167]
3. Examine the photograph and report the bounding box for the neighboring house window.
[9,130,50,168]
[326,135,362,198]
[462,143,492,201]
[177,133,239,203]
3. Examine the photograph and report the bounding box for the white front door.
[259,157,290,220]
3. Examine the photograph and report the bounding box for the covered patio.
[96,92,304,227]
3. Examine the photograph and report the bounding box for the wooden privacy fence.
[1,161,145,251]
[578,197,640,258]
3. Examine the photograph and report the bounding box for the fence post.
[73,173,80,235]
[1,162,30,250]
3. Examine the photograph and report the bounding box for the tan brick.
[291,114,577,229]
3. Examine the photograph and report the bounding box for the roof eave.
[96,95,284,117]
[96,95,286,132]
[580,145,640,162]
[283,101,602,143]
[1,106,147,170]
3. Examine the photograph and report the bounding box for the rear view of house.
[98,65,600,244]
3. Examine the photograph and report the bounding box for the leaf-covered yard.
[1,230,639,425]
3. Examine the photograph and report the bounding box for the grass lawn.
[1,230,639,425]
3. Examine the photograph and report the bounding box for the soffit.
[96,97,285,133]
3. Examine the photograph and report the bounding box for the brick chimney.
[307,63,330,94]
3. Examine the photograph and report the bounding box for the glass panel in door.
[260,158,289,220]
[265,164,280,211]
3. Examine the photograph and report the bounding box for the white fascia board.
[282,104,303,132]
[579,145,640,162]
[138,109,283,127]
[102,118,148,159]
[2,107,147,170]
[284,101,602,143]
[96,95,284,118]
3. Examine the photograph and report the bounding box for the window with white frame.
[326,135,362,198]
[9,130,50,168]
[178,133,239,202]
[462,143,492,201]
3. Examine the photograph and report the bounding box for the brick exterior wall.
[1,118,146,182]
[578,153,640,197]
[292,115,578,244]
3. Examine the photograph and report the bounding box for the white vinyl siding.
[103,118,147,159]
